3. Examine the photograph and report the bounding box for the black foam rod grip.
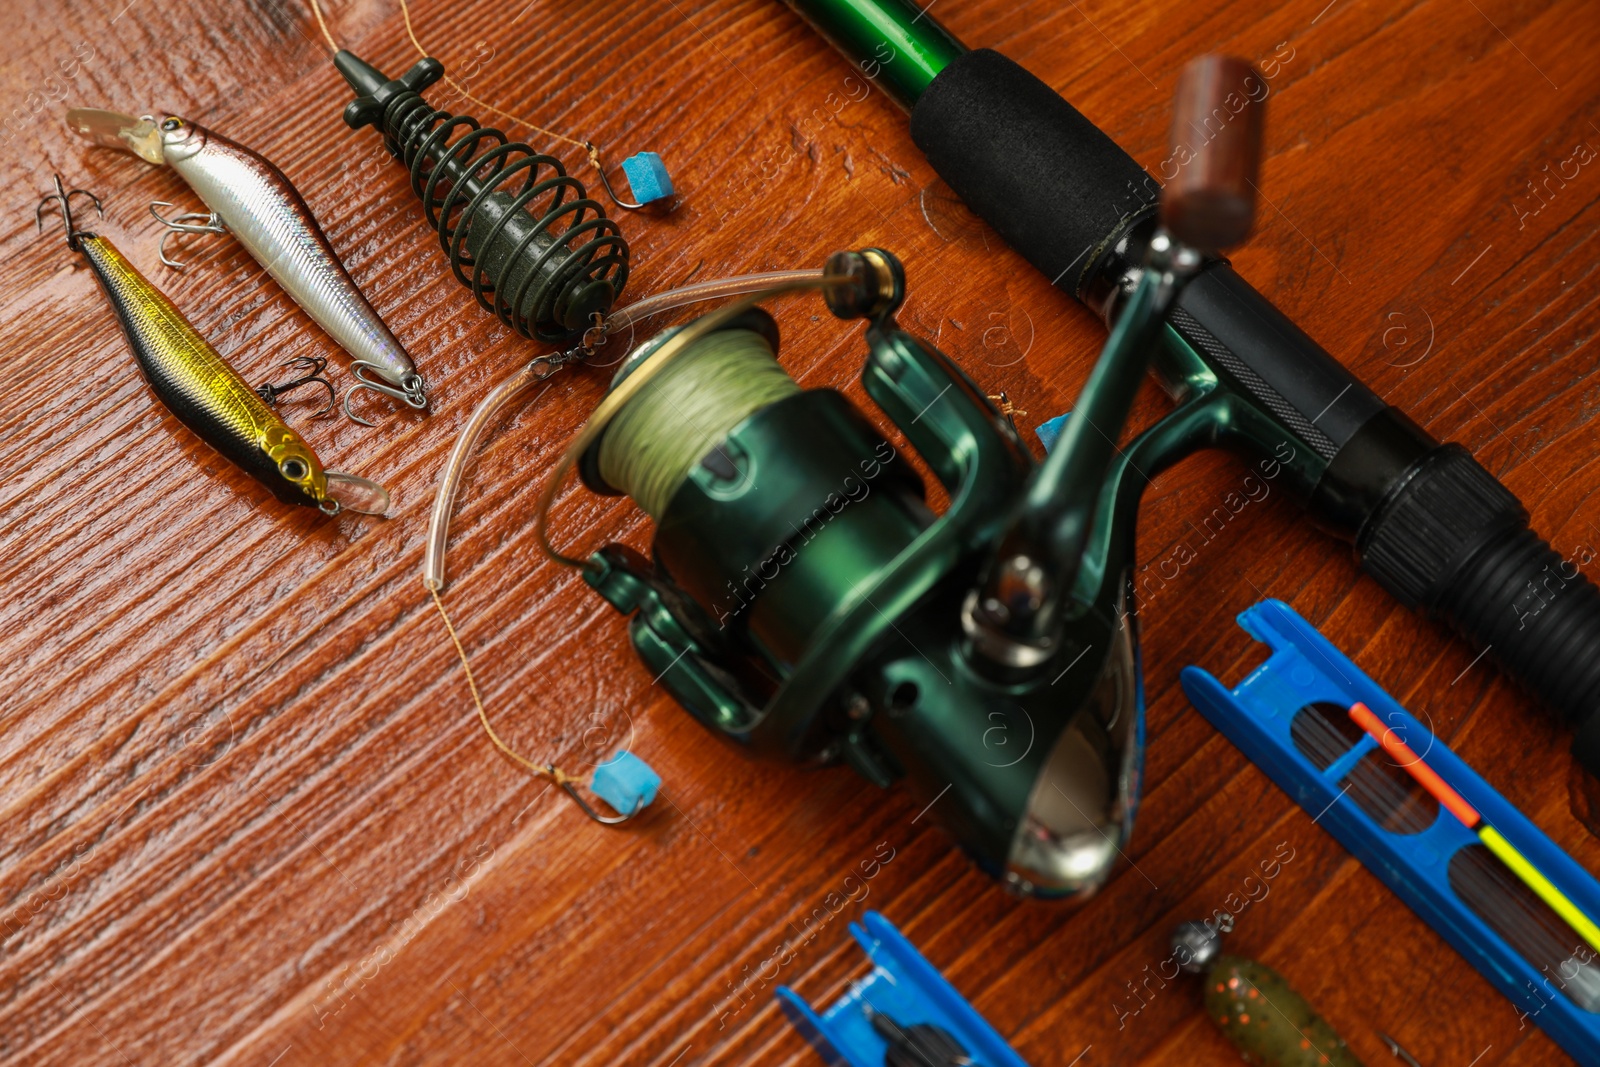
[909,48,1383,460]
[910,48,1153,298]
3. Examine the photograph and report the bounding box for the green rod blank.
[781,0,966,109]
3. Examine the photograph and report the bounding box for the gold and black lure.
[36,176,390,517]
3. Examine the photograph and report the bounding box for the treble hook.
[342,362,429,427]
[586,142,646,211]
[35,175,104,252]
[256,355,337,419]
[149,201,227,269]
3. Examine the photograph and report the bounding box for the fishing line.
[309,0,831,807]
[599,328,798,519]
[306,0,645,208]
[532,275,840,571]
[1297,714,1534,916]
[396,0,588,154]
[421,268,828,592]
[428,586,583,787]
[1293,703,1600,1008]
[418,290,798,803]
[310,0,337,52]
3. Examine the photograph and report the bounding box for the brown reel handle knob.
[1161,55,1266,252]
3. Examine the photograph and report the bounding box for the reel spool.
[545,249,1146,899]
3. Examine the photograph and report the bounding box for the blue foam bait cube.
[621,151,674,204]
[590,751,661,815]
[1035,411,1071,452]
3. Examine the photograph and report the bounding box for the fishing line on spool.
[422,268,830,590]
[421,270,833,810]
[531,273,845,571]
[598,328,798,519]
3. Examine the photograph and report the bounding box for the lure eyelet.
[399,373,429,409]
[344,362,430,425]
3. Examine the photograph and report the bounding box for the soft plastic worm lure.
[1202,956,1363,1065]
[1171,919,1370,1067]
[36,177,390,517]
[65,108,426,425]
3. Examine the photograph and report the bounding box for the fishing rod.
[781,0,1600,779]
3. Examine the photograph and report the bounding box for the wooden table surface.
[4,0,1599,1063]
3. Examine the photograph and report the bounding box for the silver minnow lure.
[66,107,427,425]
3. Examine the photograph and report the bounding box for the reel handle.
[961,57,1266,671]
[1161,55,1264,253]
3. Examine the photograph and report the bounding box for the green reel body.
[583,300,1153,896]
[585,317,1028,753]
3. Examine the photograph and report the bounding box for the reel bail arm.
[964,55,1265,674]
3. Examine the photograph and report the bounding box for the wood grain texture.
[2,0,1598,1064]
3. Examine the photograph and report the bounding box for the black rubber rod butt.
[1360,446,1600,770]
[910,48,1600,774]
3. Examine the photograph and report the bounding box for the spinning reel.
[534,59,1268,898]
[791,0,1600,776]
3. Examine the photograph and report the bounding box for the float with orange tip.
[1349,700,1600,956]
